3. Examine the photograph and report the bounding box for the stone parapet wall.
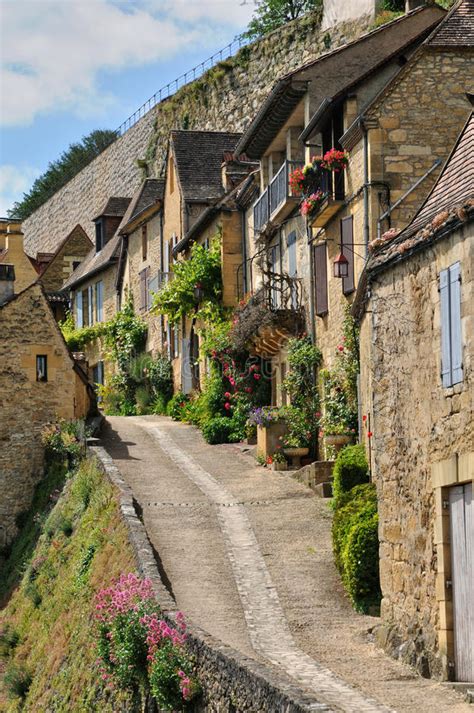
[91,445,329,712]
[22,12,371,259]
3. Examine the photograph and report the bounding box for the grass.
[0,457,139,712]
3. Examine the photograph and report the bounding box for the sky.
[0,0,256,216]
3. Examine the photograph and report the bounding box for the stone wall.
[40,225,93,292]
[359,222,473,678]
[22,12,372,258]
[91,445,327,712]
[0,284,83,546]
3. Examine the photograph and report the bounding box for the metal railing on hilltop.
[116,35,250,136]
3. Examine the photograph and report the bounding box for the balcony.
[253,160,304,234]
[237,272,304,357]
[309,169,345,228]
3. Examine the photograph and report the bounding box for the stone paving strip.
[138,419,392,713]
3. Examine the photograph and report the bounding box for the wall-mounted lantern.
[333,251,349,278]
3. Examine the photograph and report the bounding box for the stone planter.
[324,434,352,456]
[256,421,287,460]
[271,461,287,472]
[246,434,257,445]
[283,446,309,469]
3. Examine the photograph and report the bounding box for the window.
[314,242,328,316]
[95,280,103,322]
[72,260,81,271]
[287,231,297,277]
[340,216,355,295]
[92,361,104,387]
[440,262,463,387]
[36,355,48,382]
[142,224,148,261]
[95,220,104,252]
[322,106,345,200]
[76,290,83,328]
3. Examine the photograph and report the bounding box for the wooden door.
[449,482,473,681]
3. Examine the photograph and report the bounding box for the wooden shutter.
[76,291,83,328]
[95,281,103,322]
[440,267,451,387]
[287,231,297,277]
[449,262,463,385]
[341,216,354,295]
[88,285,94,325]
[314,242,328,316]
[145,267,150,311]
[163,238,169,274]
[140,269,147,311]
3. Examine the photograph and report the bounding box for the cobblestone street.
[101,416,470,713]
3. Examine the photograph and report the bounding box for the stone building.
[117,178,164,355]
[354,110,474,680]
[0,277,93,546]
[63,197,131,386]
[158,130,243,391]
[235,4,449,417]
[33,224,92,321]
[0,219,38,292]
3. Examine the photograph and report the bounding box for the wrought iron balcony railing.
[253,159,304,234]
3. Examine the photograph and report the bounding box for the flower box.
[256,421,287,460]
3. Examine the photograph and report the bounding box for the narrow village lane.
[101,416,470,713]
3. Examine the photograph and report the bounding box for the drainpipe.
[241,207,248,295]
[362,119,370,257]
[307,221,316,345]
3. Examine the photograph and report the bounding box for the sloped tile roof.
[62,232,121,290]
[171,130,242,202]
[368,112,474,272]
[119,178,164,234]
[426,0,474,46]
[93,196,131,221]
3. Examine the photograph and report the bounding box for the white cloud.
[0,0,255,127]
[0,164,41,216]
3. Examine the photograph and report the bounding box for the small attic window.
[36,355,48,382]
[95,219,104,252]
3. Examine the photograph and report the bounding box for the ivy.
[152,238,223,324]
[60,314,108,352]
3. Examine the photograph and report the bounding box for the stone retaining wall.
[90,445,331,712]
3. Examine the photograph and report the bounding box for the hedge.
[331,482,381,613]
[332,444,369,507]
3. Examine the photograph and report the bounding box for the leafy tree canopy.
[9,129,119,220]
[243,0,322,40]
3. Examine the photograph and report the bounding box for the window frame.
[36,355,48,382]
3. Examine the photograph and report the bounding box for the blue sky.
[0,0,256,215]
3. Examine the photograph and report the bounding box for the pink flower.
[253,373,261,380]
[367,431,373,438]
[224,392,232,399]
[337,345,344,352]
[224,402,231,410]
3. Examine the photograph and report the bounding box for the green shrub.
[201,417,235,444]
[331,483,380,613]
[149,639,198,710]
[44,511,73,538]
[135,385,152,414]
[167,392,190,421]
[342,510,381,613]
[332,444,369,507]
[151,393,169,415]
[0,625,20,658]
[332,483,377,571]
[3,663,32,700]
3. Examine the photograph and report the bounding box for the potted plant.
[289,158,325,197]
[270,449,288,471]
[300,190,325,218]
[278,406,311,467]
[321,148,349,172]
[250,406,287,460]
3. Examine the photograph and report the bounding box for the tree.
[9,129,119,220]
[243,0,322,40]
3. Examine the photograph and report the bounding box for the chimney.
[0,264,15,305]
[405,0,425,11]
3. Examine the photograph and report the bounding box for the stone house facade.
[0,220,38,293]
[158,130,243,392]
[0,280,93,547]
[63,197,131,386]
[354,110,474,680]
[117,178,164,356]
[235,5,447,415]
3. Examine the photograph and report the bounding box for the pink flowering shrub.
[95,573,200,708]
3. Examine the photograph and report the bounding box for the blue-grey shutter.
[287,231,297,277]
[341,216,354,295]
[449,262,463,385]
[88,285,94,325]
[440,267,452,387]
[76,291,83,328]
[314,242,328,316]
